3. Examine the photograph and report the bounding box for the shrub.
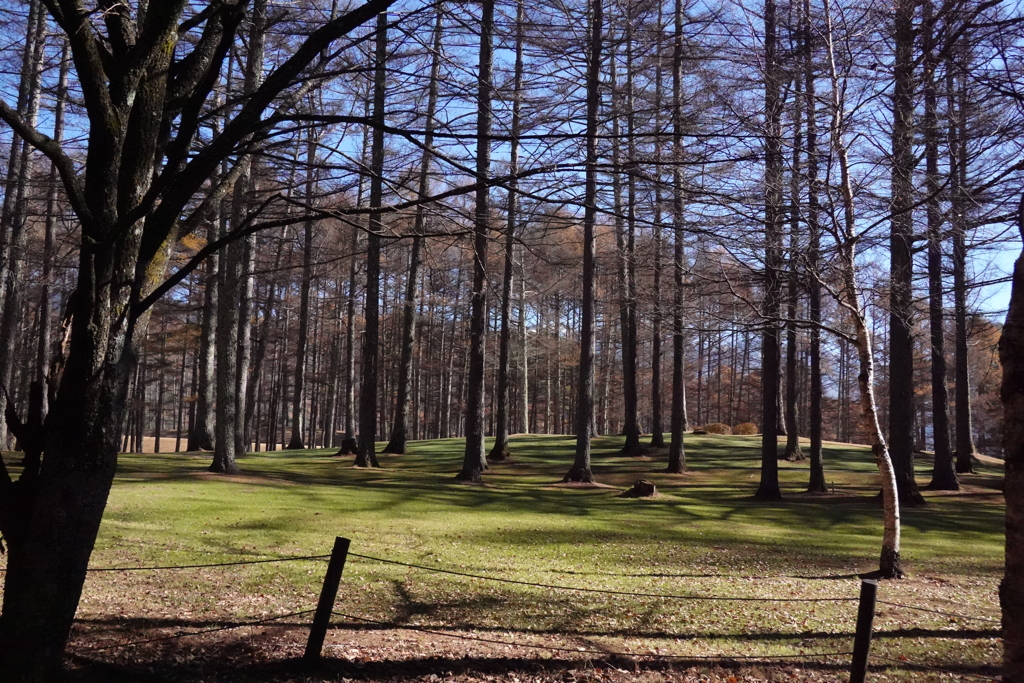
[702,422,732,435]
[733,422,759,435]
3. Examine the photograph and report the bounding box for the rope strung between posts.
[1,554,332,573]
[76,609,317,652]
[347,552,857,603]
[332,612,854,662]
[87,553,332,572]
[876,599,1002,625]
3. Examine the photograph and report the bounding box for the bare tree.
[0,3,397,677]
[757,0,784,500]
[357,11,390,469]
[564,0,604,484]
[457,0,494,482]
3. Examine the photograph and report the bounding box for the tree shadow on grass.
[70,614,1000,645]
[67,651,864,683]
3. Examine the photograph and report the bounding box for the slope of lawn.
[4,434,1004,681]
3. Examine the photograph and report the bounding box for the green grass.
[19,434,1006,680]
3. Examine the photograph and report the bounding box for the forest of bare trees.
[0,0,1022,679]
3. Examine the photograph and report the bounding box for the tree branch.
[0,98,91,229]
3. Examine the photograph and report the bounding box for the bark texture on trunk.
[189,248,217,452]
[1000,200,1024,682]
[757,0,783,500]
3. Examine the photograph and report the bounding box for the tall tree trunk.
[212,207,242,473]
[344,254,358,440]
[803,0,826,493]
[236,235,255,455]
[385,2,443,455]
[357,12,388,468]
[666,0,687,475]
[189,241,218,451]
[950,48,976,473]
[649,10,666,449]
[288,132,318,450]
[175,339,187,452]
[564,0,602,483]
[1000,195,1024,683]
[757,0,783,500]
[155,320,166,453]
[246,236,286,449]
[489,0,523,463]
[923,0,957,491]
[618,7,641,456]
[783,48,804,463]
[457,0,493,482]
[519,250,529,435]
[213,0,267,467]
[888,0,926,506]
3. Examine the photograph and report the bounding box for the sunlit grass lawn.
[21,433,1005,680]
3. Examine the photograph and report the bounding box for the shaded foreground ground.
[2,434,1006,682]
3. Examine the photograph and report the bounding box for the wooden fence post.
[849,578,878,683]
[304,536,351,662]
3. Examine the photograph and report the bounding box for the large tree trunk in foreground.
[0,4,395,679]
[757,0,783,500]
[1000,198,1024,682]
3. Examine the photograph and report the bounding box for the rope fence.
[43,535,1001,679]
[0,553,332,573]
[347,551,858,603]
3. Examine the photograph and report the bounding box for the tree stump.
[622,479,657,498]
